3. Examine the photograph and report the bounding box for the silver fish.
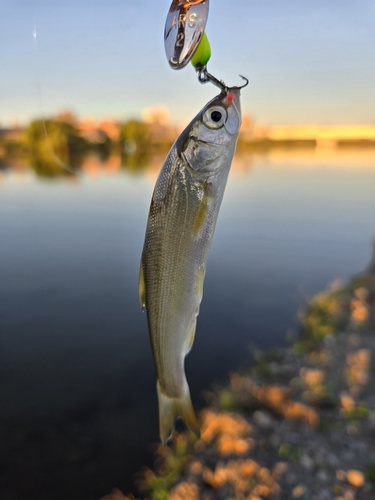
[139,85,243,443]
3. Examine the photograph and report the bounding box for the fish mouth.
[191,137,221,147]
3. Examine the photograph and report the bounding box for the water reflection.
[121,152,151,174]
[0,149,375,499]
[27,149,158,179]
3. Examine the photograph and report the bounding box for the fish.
[139,84,243,444]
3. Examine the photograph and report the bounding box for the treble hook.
[233,75,249,90]
[195,64,249,93]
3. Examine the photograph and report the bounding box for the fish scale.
[140,87,243,443]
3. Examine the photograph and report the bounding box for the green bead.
[191,32,211,68]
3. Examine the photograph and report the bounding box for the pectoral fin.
[139,262,146,311]
[193,198,209,234]
[193,182,214,236]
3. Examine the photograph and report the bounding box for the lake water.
[1,150,375,499]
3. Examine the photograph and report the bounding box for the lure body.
[140,87,242,443]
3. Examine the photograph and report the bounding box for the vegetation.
[139,435,192,500]
[26,119,86,177]
[367,462,375,492]
[120,120,151,156]
[119,120,152,173]
[0,117,155,178]
[131,260,375,500]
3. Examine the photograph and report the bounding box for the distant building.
[141,105,178,144]
[77,117,118,144]
[0,126,24,142]
[239,114,255,142]
[55,110,77,125]
[142,105,171,126]
[252,124,375,146]
[99,120,120,141]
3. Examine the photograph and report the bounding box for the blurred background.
[1,1,375,499]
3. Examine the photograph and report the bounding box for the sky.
[1,0,375,126]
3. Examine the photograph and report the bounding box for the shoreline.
[104,242,375,500]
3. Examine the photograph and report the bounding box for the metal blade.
[164,0,209,70]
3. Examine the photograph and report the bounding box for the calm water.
[1,150,375,499]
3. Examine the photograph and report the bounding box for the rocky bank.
[102,243,375,500]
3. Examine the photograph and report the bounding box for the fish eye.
[211,111,222,122]
[202,105,227,129]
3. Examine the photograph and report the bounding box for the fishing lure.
[164,0,210,70]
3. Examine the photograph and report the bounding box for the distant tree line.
[0,117,166,177]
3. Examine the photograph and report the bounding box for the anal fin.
[184,319,197,356]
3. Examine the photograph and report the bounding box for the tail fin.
[157,380,200,445]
